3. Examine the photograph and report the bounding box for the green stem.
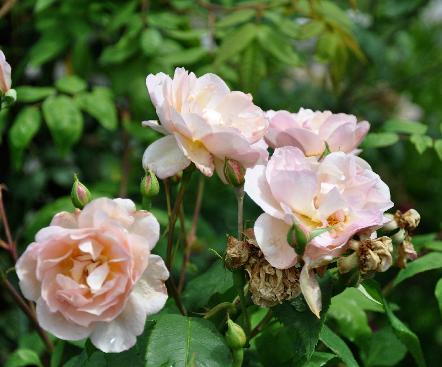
[234,185,245,240]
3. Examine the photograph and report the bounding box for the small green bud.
[287,222,308,256]
[140,170,160,198]
[224,158,245,187]
[71,174,91,209]
[225,319,247,350]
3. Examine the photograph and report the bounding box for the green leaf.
[362,327,407,367]
[29,33,68,67]
[302,352,336,367]
[362,280,426,367]
[162,47,207,66]
[394,252,442,287]
[328,291,371,344]
[9,107,41,151]
[274,275,333,364]
[362,132,399,148]
[239,41,266,93]
[216,9,256,28]
[42,95,84,152]
[182,260,233,310]
[5,349,42,367]
[410,134,433,154]
[15,86,56,103]
[383,119,427,135]
[435,278,442,317]
[140,28,163,56]
[297,21,326,39]
[8,106,41,168]
[34,0,56,12]
[145,314,233,367]
[55,75,87,95]
[257,25,301,66]
[319,325,359,367]
[75,87,117,131]
[216,23,258,64]
[434,139,442,160]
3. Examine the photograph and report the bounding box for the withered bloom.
[394,209,420,232]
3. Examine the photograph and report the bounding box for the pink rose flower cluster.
[16,67,393,354]
[143,67,392,317]
[17,198,168,353]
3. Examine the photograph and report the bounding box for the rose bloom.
[265,108,370,156]
[16,198,168,353]
[142,67,268,180]
[244,147,392,316]
[0,50,12,93]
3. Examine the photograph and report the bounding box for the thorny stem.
[178,176,205,293]
[2,278,54,353]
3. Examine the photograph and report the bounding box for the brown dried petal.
[225,235,250,269]
[395,209,421,231]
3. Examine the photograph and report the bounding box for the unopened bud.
[224,158,245,187]
[71,174,91,209]
[287,222,307,256]
[140,170,160,198]
[225,319,247,350]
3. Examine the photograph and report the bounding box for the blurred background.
[0,0,441,366]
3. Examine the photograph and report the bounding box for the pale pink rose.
[142,67,268,180]
[244,147,392,316]
[0,50,12,93]
[16,198,168,353]
[265,108,370,156]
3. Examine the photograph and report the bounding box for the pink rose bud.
[224,158,245,187]
[71,174,91,209]
[0,50,12,94]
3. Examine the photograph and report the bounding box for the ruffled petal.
[300,265,322,318]
[254,213,297,269]
[142,135,191,179]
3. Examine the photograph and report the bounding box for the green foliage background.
[0,0,441,366]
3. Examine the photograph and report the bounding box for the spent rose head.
[265,108,370,156]
[16,198,168,353]
[244,146,393,317]
[142,67,268,181]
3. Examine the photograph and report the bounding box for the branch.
[0,185,17,262]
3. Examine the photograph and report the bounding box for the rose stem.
[233,184,251,337]
[250,309,273,339]
[0,185,17,262]
[178,176,204,293]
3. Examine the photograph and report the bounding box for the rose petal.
[300,265,322,318]
[142,135,191,179]
[254,213,297,269]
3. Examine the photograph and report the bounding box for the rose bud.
[224,158,246,187]
[140,170,160,198]
[71,174,91,209]
[225,318,247,350]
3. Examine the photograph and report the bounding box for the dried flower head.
[225,235,251,269]
[397,236,418,268]
[338,236,393,274]
[394,209,421,232]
